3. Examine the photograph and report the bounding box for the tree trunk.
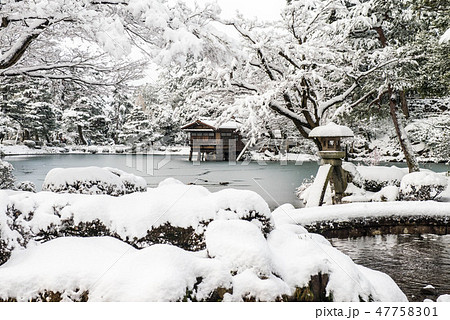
[77,124,87,145]
[399,90,409,118]
[388,86,419,173]
[23,129,30,141]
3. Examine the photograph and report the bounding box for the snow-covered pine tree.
[0,159,15,189]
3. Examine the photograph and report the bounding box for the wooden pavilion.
[181,119,245,161]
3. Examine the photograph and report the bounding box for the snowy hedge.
[343,163,407,192]
[0,226,407,302]
[16,181,36,193]
[399,172,448,201]
[42,166,147,196]
[0,178,274,264]
[0,180,410,302]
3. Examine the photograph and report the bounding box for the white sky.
[194,0,284,21]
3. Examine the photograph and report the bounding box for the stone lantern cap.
[308,122,354,138]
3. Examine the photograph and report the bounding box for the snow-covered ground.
[1,142,320,163]
[0,143,191,156]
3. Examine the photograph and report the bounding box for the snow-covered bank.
[249,151,319,162]
[299,162,450,206]
[0,179,408,302]
[273,201,450,227]
[0,143,191,156]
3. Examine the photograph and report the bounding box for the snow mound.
[309,122,354,138]
[437,294,450,302]
[42,166,147,196]
[205,220,272,277]
[0,237,134,301]
[0,225,408,302]
[400,171,448,201]
[343,163,407,192]
[89,244,231,302]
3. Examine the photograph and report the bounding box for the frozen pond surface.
[4,154,449,209]
[331,234,450,301]
[5,154,321,208]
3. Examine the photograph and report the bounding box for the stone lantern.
[308,122,354,205]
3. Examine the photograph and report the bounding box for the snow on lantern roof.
[308,122,354,138]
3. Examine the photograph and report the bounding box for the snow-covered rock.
[371,185,399,202]
[42,166,147,196]
[400,171,448,201]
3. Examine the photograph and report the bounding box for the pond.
[4,153,449,209]
[331,234,450,301]
[4,153,320,208]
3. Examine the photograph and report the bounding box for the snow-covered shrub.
[342,184,399,203]
[0,192,23,266]
[16,181,36,193]
[0,229,408,302]
[205,220,272,278]
[104,167,147,194]
[23,140,36,149]
[296,176,333,206]
[295,176,314,204]
[0,179,274,261]
[399,172,448,201]
[0,160,15,190]
[371,186,399,202]
[343,162,407,192]
[42,166,146,196]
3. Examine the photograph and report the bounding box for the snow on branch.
[0,20,49,70]
[268,100,309,126]
[319,58,399,116]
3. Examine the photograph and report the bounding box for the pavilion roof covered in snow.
[181,119,241,131]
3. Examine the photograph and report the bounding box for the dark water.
[4,154,320,208]
[331,234,450,301]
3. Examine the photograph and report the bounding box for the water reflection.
[330,234,450,301]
